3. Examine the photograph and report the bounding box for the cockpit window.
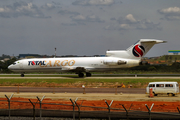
[13,63,16,65]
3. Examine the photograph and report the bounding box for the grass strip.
[0,78,179,88]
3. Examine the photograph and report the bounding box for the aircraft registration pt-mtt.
[8,39,166,77]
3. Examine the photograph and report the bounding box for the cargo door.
[19,62,23,69]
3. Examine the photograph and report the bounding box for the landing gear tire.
[86,72,91,77]
[153,92,157,96]
[168,93,173,97]
[21,74,24,77]
[78,73,84,78]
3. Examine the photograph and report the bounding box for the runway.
[0,86,145,94]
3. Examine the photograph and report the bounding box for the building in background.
[168,50,180,55]
[18,54,41,59]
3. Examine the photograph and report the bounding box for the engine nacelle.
[103,60,126,66]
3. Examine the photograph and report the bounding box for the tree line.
[0,57,17,73]
[128,62,180,73]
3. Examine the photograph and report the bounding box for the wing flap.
[61,66,86,72]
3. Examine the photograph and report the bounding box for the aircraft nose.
[8,65,12,70]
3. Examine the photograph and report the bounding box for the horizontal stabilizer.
[139,39,167,43]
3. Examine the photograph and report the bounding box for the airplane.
[8,39,166,77]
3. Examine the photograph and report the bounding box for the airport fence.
[0,94,180,120]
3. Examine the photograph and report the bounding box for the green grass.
[0,78,179,88]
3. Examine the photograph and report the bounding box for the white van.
[146,82,179,96]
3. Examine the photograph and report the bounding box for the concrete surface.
[1,92,180,101]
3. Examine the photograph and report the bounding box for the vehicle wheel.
[153,92,157,96]
[86,72,91,77]
[78,73,84,78]
[21,74,24,77]
[168,93,173,97]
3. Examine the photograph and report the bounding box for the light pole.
[54,47,56,58]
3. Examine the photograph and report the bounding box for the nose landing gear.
[21,73,24,77]
[86,72,91,77]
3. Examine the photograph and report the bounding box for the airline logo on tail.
[132,44,145,57]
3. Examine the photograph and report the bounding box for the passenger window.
[165,84,173,87]
[156,84,164,87]
[177,84,179,87]
[149,84,155,87]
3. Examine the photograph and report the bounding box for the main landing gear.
[78,73,84,77]
[78,72,92,77]
[21,73,24,77]
[86,72,91,77]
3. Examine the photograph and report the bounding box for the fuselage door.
[19,62,23,69]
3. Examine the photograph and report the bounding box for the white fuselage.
[8,57,140,73]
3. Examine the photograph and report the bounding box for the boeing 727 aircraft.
[8,39,166,77]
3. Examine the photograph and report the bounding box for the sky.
[0,0,180,57]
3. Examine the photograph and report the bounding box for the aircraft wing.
[61,66,86,72]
